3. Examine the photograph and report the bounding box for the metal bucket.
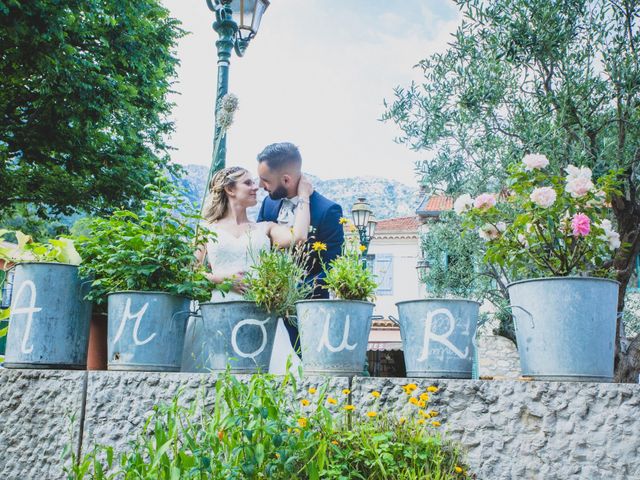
[507,277,618,382]
[108,292,190,372]
[4,263,92,369]
[182,301,277,374]
[395,299,479,378]
[296,299,374,376]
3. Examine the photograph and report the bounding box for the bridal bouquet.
[455,154,622,278]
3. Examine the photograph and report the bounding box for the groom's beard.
[268,185,289,200]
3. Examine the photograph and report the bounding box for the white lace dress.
[206,222,271,301]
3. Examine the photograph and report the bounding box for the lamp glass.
[351,197,371,228]
[229,0,268,37]
[366,215,377,240]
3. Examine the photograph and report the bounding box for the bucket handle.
[171,309,197,322]
[507,305,535,329]
[0,268,15,309]
[79,280,93,299]
[387,315,399,326]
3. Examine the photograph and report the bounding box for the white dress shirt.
[276,196,300,226]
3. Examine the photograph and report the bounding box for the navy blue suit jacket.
[257,191,344,299]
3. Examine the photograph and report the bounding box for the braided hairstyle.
[203,166,248,223]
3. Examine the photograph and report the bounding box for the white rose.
[566,177,594,197]
[529,187,557,208]
[600,219,613,234]
[565,165,592,182]
[453,194,474,215]
[607,231,621,250]
[522,153,549,171]
[517,233,529,247]
[478,223,500,241]
[496,221,507,232]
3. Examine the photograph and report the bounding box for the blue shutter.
[375,255,393,296]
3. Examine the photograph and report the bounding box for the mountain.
[179,164,421,220]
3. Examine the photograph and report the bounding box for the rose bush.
[455,154,623,278]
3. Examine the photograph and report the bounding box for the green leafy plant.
[319,232,378,301]
[74,182,214,304]
[0,230,81,265]
[67,363,473,479]
[244,243,312,319]
[456,154,623,279]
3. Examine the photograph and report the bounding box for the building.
[365,195,453,376]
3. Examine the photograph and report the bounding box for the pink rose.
[529,187,556,208]
[474,193,497,210]
[522,153,549,171]
[571,213,591,237]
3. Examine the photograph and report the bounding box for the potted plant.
[295,233,378,376]
[0,230,90,369]
[183,243,312,374]
[75,182,212,372]
[456,153,622,381]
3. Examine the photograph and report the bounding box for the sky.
[162,0,461,186]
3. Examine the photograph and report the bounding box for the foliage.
[623,291,640,337]
[0,230,81,265]
[67,365,473,479]
[244,243,312,319]
[0,0,183,219]
[74,182,213,304]
[382,0,640,309]
[320,231,378,302]
[457,155,622,279]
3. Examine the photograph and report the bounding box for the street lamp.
[351,197,377,263]
[206,0,270,175]
[416,258,431,284]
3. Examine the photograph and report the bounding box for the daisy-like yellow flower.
[358,244,367,253]
[399,417,406,424]
[297,418,307,428]
[403,383,418,392]
[371,391,381,398]
[300,399,310,407]
[431,421,441,427]
[339,217,349,225]
[418,400,426,408]
[419,410,429,418]
[308,387,317,394]
[343,404,355,411]
[454,466,463,474]
[429,410,439,417]
[408,397,419,406]
[417,419,425,425]
[427,386,439,393]
[327,397,337,405]
[419,393,429,402]
[366,411,377,418]
[331,440,339,445]
[342,388,351,395]
[312,241,327,252]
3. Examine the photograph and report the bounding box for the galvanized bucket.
[4,263,92,369]
[395,299,479,378]
[108,292,191,372]
[295,299,374,376]
[507,277,618,382]
[182,301,277,374]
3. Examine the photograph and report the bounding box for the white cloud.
[163,0,460,186]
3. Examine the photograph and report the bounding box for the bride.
[196,165,313,300]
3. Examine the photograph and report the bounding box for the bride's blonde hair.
[203,166,249,223]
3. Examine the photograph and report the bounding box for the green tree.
[0,0,183,225]
[384,0,640,380]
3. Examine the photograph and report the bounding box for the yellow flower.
[419,410,429,417]
[349,224,357,232]
[399,417,406,424]
[408,397,419,406]
[312,241,327,252]
[371,391,381,398]
[454,466,463,474]
[429,410,439,417]
[366,411,377,418]
[403,383,418,392]
[427,386,439,393]
[358,244,367,253]
[418,400,426,408]
[343,405,355,411]
[342,388,351,395]
[339,217,349,225]
[417,419,425,425]
[275,453,280,459]
[327,397,337,405]
[431,421,441,427]
[301,399,310,407]
[419,393,429,402]
[297,417,308,428]
[331,440,339,445]
[308,387,317,394]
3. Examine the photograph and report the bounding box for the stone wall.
[1,369,639,479]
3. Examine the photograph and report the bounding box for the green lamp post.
[351,197,378,266]
[205,0,270,176]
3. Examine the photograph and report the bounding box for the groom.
[257,142,344,351]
